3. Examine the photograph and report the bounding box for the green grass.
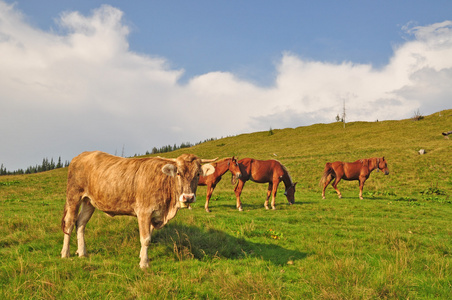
[1,110,451,299]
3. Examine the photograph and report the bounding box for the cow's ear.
[162,164,177,177]
[201,164,215,176]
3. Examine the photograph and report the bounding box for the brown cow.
[61,151,215,268]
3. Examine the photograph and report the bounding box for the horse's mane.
[280,163,294,185]
[212,157,231,167]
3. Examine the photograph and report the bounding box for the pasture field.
[1,110,451,299]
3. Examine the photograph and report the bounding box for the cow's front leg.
[137,213,153,269]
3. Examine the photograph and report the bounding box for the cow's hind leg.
[61,193,82,258]
[137,213,153,269]
[75,199,95,257]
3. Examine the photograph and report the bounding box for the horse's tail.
[319,163,334,187]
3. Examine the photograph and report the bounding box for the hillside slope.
[1,109,451,199]
[165,109,452,198]
[1,109,451,299]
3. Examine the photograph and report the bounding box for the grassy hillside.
[1,110,451,299]
[167,109,452,198]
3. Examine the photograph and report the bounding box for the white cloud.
[0,2,451,170]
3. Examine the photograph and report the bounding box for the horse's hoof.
[322,196,326,200]
[238,206,243,212]
[272,207,276,210]
[265,206,269,210]
[205,208,211,213]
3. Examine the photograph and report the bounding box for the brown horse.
[234,158,297,211]
[198,157,242,212]
[320,157,389,200]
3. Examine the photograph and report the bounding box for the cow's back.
[67,151,174,216]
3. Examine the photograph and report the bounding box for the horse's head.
[376,157,389,175]
[284,182,297,205]
[229,156,242,183]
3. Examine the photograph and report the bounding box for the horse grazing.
[198,157,242,212]
[234,158,297,211]
[320,157,389,200]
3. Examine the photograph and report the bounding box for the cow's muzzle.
[179,193,196,208]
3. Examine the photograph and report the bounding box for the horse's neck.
[281,170,293,188]
[368,158,377,171]
[215,160,230,176]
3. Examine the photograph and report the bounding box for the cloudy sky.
[1,1,451,170]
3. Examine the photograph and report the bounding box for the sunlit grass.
[1,110,451,298]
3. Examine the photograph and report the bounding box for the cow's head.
[161,154,216,208]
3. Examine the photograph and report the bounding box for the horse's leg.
[322,175,333,199]
[358,177,367,200]
[204,183,215,213]
[270,181,279,210]
[264,182,273,210]
[234,180,245,211]
[331,177,343,198]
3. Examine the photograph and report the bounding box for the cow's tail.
[61,204,71,235]
[319,163,334,187]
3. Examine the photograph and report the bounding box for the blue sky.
[1,0,452,170]
[11,0,452,83]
